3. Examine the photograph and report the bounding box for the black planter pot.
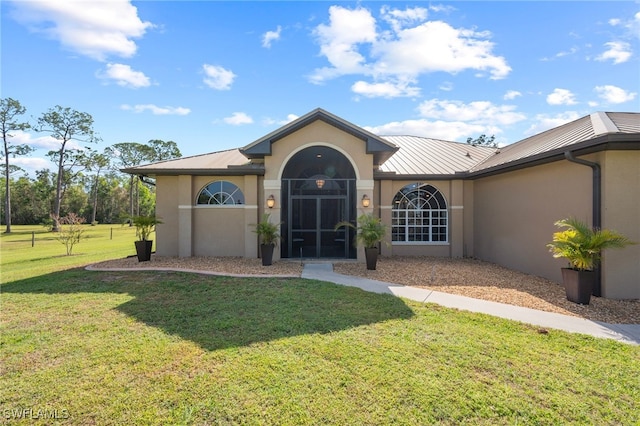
[365,247,378,270]
[561,268,595,305]
[261,244,275,266]
[135,240,153,262]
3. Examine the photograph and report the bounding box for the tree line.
[1,98,181,232]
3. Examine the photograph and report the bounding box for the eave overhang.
[466,133,640,179]
[121,164,265,177]
[373,134,639,181]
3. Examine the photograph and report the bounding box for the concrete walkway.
[302,263,640,345]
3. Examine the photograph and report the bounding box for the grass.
[1,224,146,282]
[1,226,639,424]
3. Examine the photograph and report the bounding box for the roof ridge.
[590,112,620,135]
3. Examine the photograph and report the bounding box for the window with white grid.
[392,184,448,243]
[196,181,245,205]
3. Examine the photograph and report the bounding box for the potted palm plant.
[252,213,281,266]
[335,213,387,270]
[547,217,634,304]
[132,215,162,262]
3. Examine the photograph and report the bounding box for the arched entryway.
[281,146,357,259]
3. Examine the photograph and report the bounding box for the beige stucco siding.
[264,120,374,181]
[601,150,640,299]
[192,206,248,256]
[154,174,259,258]
[155,175,180,257]
[462,180,475,258]
[473,160,593,284]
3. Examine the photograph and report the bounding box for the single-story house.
[124,108,640,300]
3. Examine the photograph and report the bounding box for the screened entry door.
[289,196,349,258]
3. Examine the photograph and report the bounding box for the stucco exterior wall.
[192,206,248,256]
[155,175,179,257]
[264,120,374,182]
[473,159,593,284]
[462,180,475,258]
[154,174,259,258]
[600,150,640,299]
[191,175,258,257]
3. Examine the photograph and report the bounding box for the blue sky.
[3,1,639,175]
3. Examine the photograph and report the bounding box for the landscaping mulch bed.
[91,255,639,325]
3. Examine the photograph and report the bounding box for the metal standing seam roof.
[606,112,640,133]
[378,136,496,175]
[121,148,251,174]
[469,112,639,173]
[123,111,638,177]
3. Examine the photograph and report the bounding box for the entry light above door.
[362,194,371,208]
[316,179,325,189]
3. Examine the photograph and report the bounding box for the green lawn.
[1,226,639,424]
[1,224,144,282]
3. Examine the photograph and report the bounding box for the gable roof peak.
[240,107,398,165]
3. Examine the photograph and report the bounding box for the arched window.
[196,181,244,205]
[392,183,448,243]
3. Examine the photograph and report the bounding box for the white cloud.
[10,0,152,61]
[380,5,428,32]
[365,98,525,141]
[417,99,526,126]
[365,119,488,141]
[310,6,377,83]
[594,85,637,104]
[262,26,282,48]
[504,90,522,100]
[97,63,151,88]
[524,112,581,136]
[351,80,420,98]
[202,64,236,90]
[223,112,253,125]
[120,104,190,115]
[595,41,632,64]
[262,114,298,126]
[8,130,79,151]
[310,5,511,95]
[438,81,454,92]
[280,114,299,125]
[546,88,577,106]
[10,157,52,173]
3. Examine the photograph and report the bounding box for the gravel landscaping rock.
[91,255,639,325]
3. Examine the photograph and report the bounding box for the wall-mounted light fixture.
[266,194,275,209]
[362,194,371,208]
[316,179,325,189]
